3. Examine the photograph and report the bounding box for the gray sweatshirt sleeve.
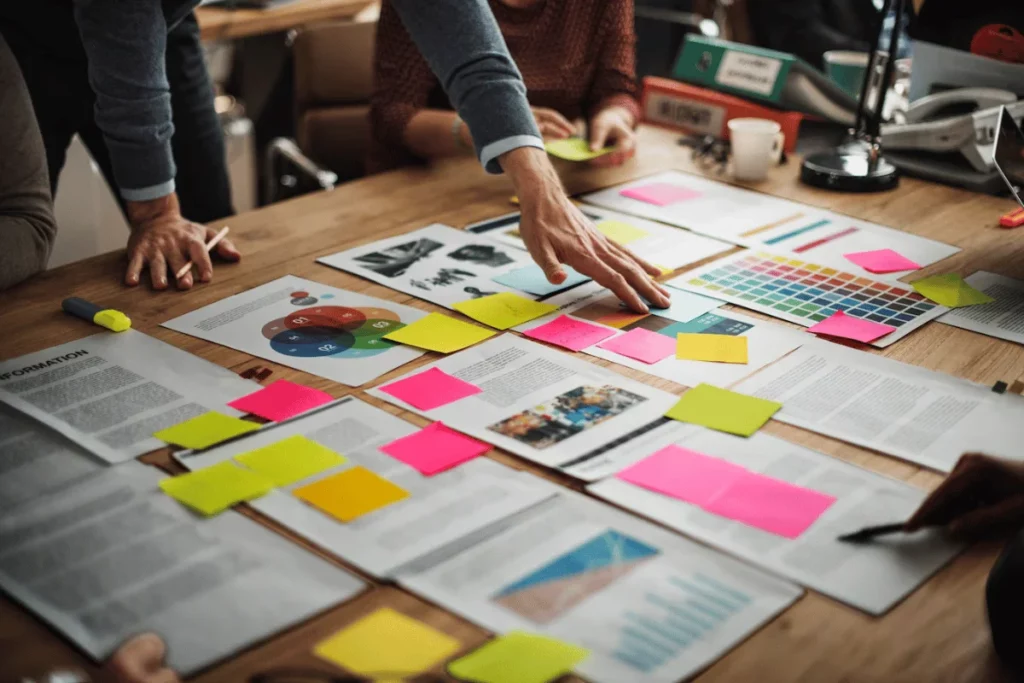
[389,0,544,173]
[0,35,57,290]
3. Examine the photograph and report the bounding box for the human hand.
[588,106,637,167]
[125,194,240,290]
[100,634,180,683]
[904,453,1024,539]
[499,147,670,313]
[531,106,576,140]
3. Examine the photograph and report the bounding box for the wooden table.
[196,0,374,41]
[2,126,1021,682]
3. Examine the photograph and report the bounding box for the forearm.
[403,110,474,161]
[0,216,53,289]
[498,147,564,205]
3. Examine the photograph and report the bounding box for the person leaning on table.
[0,0,669,314]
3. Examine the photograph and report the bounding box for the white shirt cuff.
[480,135,545,174]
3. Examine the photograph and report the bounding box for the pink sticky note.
[597,328,676,364]
[524,315,616,351]
[378,367,482,411]
[620,182,702,207]
[227,380,333,422]
[705,473,836,539]
[617,445,747,507]
[844,249,921,274]
[379,422,491,476]
[808,310,895,343]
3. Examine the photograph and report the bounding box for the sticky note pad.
[380,422,491,476]
[545,138,612,161]
[378,367,482,411]
[675,333,749,364]
[447,632,589,683]
[705,473,836,539]
[294,466,408,522]
[492,264,590,296]
[597,327,675,364]
[808,310,895,343]
[383,312,496,353]
[595,220,649,245]
[665,383,781,436]
[524,315,616,351]
[617,445,746,507]
[620,182,702,206]
[314,607,461,678]
[234,435,346,487]
[227,380,334,422]
[843,249,921,274]
[912,273,995,308]
[453,292,557,330]
[153,411,260,450]
[159,461,274,516]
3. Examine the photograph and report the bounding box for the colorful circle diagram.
[262,305,405,359]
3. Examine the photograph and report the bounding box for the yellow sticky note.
[234,435,346,487]
[294,466,408,522]
[448,632,589,683]
[544,138,612,162]
[153,411,260,450]
[911,273,994,308]
[676,333,749,364]
[595,220,649,246]
[665,383,781,437]
[453,292,557,330]
[159,461,274,516]
[383,312,496,353]
[314,607,461,680]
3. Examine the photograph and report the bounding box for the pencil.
[175,226,230,280]
[836,522,906,543]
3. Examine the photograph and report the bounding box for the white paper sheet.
[368,335,679,472]
[397,489,802,683]
[162,275,426,387]
[937,271,1024,344]
[733,339,1024,472]
[0,461,365,674]
[176,397,555,578]
[589,426,963,614]
[0,330,257,463]
[317,224,538,308]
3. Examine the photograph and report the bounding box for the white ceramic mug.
[727,118,784,182]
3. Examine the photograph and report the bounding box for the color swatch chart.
[670,251,948,347]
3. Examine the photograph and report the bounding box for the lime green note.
[159,461,274,516]
[911,273,995,308]
[314,607,461,679]
[665,383,781,437]
[383,312,496,353]
[545,138,612,162]
[453,292,557,330]
[448,632,589,683]
[153,411,260,450]
[234,435,346,487]
[596,219,649,246]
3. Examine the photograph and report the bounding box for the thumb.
[589,117,611,152]
[532,239,566,284]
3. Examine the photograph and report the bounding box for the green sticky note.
[159,461,274,516]
[665,383,781,437]
[234,435,346,487]
[383,312,496,353]
[596,220,649,246]
[545,138,612,162]
[447,632,589,683]
[911,273,995,308]
[153,411,261,450]
[453,292,558,330]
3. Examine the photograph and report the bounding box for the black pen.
[836,522,906,543]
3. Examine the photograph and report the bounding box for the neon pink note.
[524,315,616,351]
[620,182,702,206]
[704,473,836,539]
[227,379,333,422]
[843,249,921,274]
[597,328,676,364]
[807,310,895,343]
[616,445,747,507]
[379,422,491,476]
[378,367,481,411]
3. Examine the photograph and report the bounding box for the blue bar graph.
[763,219,831,245]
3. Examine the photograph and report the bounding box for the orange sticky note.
[293,466,409,522]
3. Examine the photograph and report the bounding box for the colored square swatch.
[380,422,491,476]
[665,383,781,437]
[616,445,746,507]
[704,473,836,539]
[378,367,482,411]
[675,333,749,364]
[912,273,994,308]
[293,466,409,522]
[153,411,260,450]
[843,249,921,274]
[227,379,334,422]
[447,632,589,683]
[453,293,558,330]
[597,328,676,364]
[383,312,496,353]
[159,461,274,516]
[595,220,649,245]
[523,315,616,351]
[620,182,702,206]
[234,435,346,487]
[808,310,894,343]
[492,264,590,296]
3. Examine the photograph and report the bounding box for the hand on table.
[531,106,576,140]
[499,146,670,314]
[904,453,1024,539]
[587,106,637,168]
[125,194,240,290]
[101,634,179,683]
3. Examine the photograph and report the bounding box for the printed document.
[938,271,1024,344]
[0,330,257,463]
[0,462,364,674]
[590,426,963,614]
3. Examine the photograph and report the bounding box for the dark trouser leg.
[166,12,234,223]
[987,529,1024,679]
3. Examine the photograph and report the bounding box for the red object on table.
[1000,207,1024,228]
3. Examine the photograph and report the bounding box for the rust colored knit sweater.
[368,0,640,173]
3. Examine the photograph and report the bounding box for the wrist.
[498,147,563,202]
[125,193,181,230]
